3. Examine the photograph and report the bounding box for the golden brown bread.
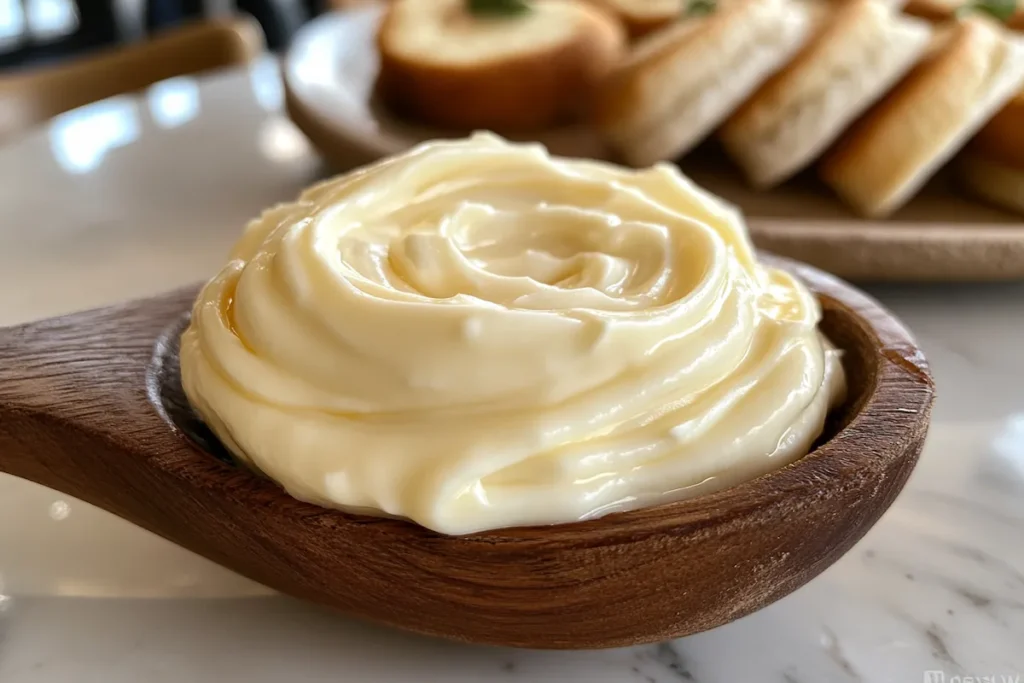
[904,0,1024,32]
[376,0,626,132]
[967,86,1024,165]
[960,88,1024,213]
[594,0,814,167]
[720,0,931,187]
[819,17,1024,217]
[959,153,1024,213]
[586,0,683,39]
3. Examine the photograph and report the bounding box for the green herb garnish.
[956,0,1017,22]
[683,0,717,18]
[466,0,531,17]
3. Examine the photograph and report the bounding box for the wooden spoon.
[0,257,934,649]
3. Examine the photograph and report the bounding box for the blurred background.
[0,0,325,68]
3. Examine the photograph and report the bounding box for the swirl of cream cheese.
[180,133,845,535]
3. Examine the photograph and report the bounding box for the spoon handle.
[0,289,199,518]
[0,288,402,616]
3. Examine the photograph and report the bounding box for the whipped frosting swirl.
[180,133,845,535]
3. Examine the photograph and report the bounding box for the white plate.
[282,5,610,162]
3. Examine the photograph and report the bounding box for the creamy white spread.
[180,133,846,535]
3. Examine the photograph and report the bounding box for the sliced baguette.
[960,88,1024,213]
[594,0,814,168]
[820,17,1024,217]
[720,0,931,188]
[377,0,626,132]
[960,154,1024,213]
[586,0,683,39]
[904,0,1024,32]
[966,86,1024,165]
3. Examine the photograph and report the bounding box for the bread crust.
[903,0,1024,32]
[961,88,1024,213]
[820,17,1024,217]
[968,87,1024,166]
[960,152,1024,214]
[720,0,931,187]
[593,0,813,166]
[376,0,626,132]
[595,0,781,131]
[587,0,682,39]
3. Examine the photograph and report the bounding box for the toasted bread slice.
[593,0,814,168]
[967,86,1024,165]
[720,0,931,188]
[960,153,1024,213]
[587,0,683,39]
[820,17,1024,218]
[960,88,1024,213]
[377,0,626,132]
[904,0,1024,32]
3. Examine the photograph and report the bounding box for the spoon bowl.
[0,256,934,649]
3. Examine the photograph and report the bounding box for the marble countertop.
[0,60,1021,682]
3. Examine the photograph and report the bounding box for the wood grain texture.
[0,258,934,649]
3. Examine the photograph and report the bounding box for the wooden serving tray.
[685,156,1024,283]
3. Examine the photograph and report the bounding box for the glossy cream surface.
[180,133,845,535]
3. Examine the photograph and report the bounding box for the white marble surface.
[0,59,1022,683]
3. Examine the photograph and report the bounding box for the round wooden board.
[282,6,1024,283]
